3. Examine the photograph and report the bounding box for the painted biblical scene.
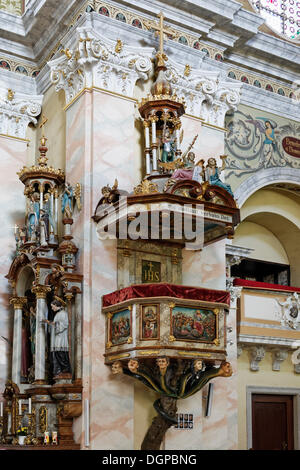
[140,304,159,340]
[171,306,216,342]
[110,309,131,345]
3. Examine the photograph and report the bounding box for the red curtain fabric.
[233,278,300,293]
[102,282,230,308]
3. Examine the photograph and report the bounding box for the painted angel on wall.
[245,117,282,168]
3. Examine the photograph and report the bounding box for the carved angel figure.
[99,179,119,206]
[202,156,234,196]
[276,293,300,330]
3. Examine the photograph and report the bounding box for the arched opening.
[16,265,35,297]
[232,184,300,286]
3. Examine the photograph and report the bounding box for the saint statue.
[39,209,49,246]
[62,183,73,218]
[27,192,40,241]
[202,157,234,196]
[161,128,176,163]
[43,193,55,235]
[42,298,71,378]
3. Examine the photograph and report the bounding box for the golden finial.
[39,114,48,144]
[38,114,49,166]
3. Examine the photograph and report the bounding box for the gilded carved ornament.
[9,297,27,309]
[133,180,159,195]
[184,65,191,77]
[31,285,51,299]
[115,39,123,54]
[48,30,153,103]
[39,406,48,434]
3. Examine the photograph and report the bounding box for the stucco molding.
[0,87,43,139]
[48,25,153,104]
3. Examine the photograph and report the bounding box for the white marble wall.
[0,135,27,392]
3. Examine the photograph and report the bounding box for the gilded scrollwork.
[39,406,48,434]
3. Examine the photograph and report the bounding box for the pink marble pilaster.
[65,89,137,449]
[0,135,28,392]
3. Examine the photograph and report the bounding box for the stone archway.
[234,168,300,208]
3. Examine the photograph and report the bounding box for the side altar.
[0,121,83,449]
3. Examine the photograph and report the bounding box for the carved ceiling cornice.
[0,87,43,139]
[47,23,242,128]
[162,56,242,127]
[0,1,298,122]
[47,25,154,104]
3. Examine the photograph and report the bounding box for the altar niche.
[117,239,182,289]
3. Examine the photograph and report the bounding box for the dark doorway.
[252,394,294,450]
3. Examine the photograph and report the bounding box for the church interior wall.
[26,86,66,171]
[234,221,289,265]
[0,0,299,452]
[237,348,300,450]
[0,136,29,392]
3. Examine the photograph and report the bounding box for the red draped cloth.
[233,278,300,293]
[102,282,230,308]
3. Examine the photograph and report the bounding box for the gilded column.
[10,297,27,385]
[31,285,51,384]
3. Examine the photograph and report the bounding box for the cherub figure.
[96,179,120,210]
[111,360,123,374]
[128,358,139,374]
